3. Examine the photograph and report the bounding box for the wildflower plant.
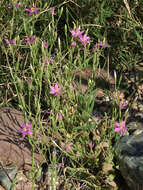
[1,0,141,189]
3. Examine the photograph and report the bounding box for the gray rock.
[0,165,17,190]
[115,132,143,190]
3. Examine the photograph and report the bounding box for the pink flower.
[25,7,40,15]
[114,121,128,136]
[42,56,54,65]
[27,77,31,84]
[71,41,77,47]
[66,142,73,151]
[8,3,12,7]
[8,3,21,8]
[45,110,51,115]
[61,142,73,151]
[93,41,110,51]
[57,113,62,119]
[14,3,21,8]
[70,28,84,38]
[4,40,16,46]
[99,41,103,46]
[50,83,61,96]
[43,41,48,48]
[88,141,95,149]
[79,34,90,46]
[61,142,65,147]
[95,42,98,48]
[119,101,127,110]
[23,36,36,44]
[42,59,49,65]
[19,122,32,138]
[99,41,111,48]
[50,7,55,15]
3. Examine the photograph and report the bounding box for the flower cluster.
[70,27,90,47]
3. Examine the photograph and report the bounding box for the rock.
[0,107,44,171]
[128,121,143,135]
[0,165,17,190]
[114,132,143,190]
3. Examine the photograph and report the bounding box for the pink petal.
[88,142,94,148]
[120,131,125,136]
[55,83,59,89]
[71,41,76,47]
[22,132,26,138]
[121,121,125,127]
[115,122,120,127]
[27,130,32,135]
[68,142,73,147]
[50,86,55,93]
[58,113,62,119]
[21,123,24,128]
[50,86,54,90]
[56,91,60,96]
[66,147,70,151]
[99,41,103,46]
[50,90,55,94]
[25,8,29,11]
[19,128,23,133]
[27,123,32,129]
[114,128,120,132]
